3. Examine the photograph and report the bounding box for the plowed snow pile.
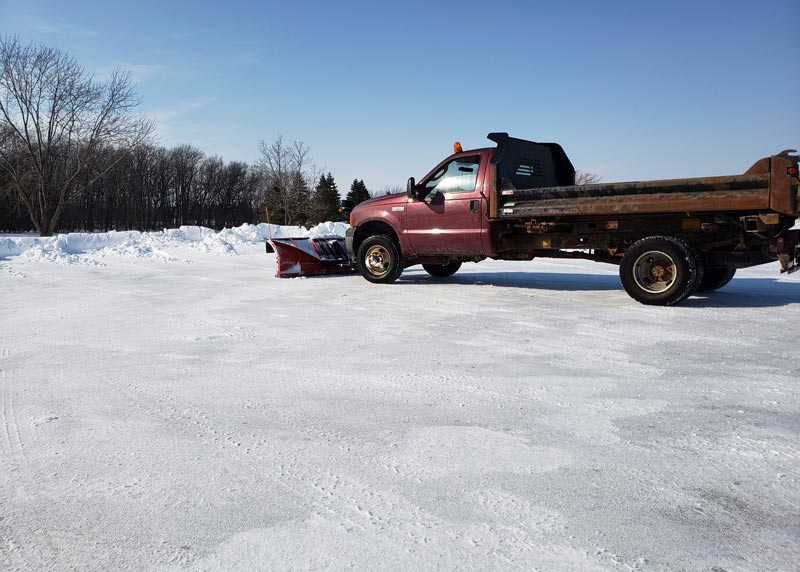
[1,225,799,572]
[0,222,348,263]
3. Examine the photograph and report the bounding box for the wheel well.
[354,221,401,255]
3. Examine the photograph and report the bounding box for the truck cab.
[345,134,576,278]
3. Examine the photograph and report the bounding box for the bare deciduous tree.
[0,37,153,235]
[257,135,317,225]
[375,184,403,197]
[170,144,204,225]
[575,170,602,185]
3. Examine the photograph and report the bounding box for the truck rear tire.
[357,235,402,284]
[423,262,462,278]
[619,236,701,306]
[696,268,736,293]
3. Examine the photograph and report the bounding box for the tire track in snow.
[1,348,26,464]
[0,346,48,572]
[0,349,12,454]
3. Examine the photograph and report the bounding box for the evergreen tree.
[288,170,311,226]
[263,180,286,225]
[346,179,371,205]
[310,172,341,224]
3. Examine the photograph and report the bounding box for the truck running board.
[268,237,354,278]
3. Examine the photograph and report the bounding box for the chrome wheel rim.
[365,245,391,277]
[633,250,676,293]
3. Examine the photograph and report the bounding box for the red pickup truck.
[342,133,799,305]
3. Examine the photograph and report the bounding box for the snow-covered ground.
[1,225,799,572]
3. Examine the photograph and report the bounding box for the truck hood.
[355,193,407,209]
[350,193,408,226]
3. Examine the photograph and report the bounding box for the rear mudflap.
[268,237,355,278]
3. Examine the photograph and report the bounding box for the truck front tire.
[620,236,702,306]
[357,235,402,284]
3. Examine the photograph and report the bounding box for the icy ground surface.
[1,226,799,572]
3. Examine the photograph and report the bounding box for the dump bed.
[488,133,799,220]
[498,173,773,218]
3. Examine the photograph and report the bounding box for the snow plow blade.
[268,237,354,278]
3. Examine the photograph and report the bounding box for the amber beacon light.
[453,141,463,153]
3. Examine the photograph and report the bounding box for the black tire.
[696,268,736,293]
[422,262,462,278]
[619,236,701,306]
[692,249,705,295]
[357,235,402,284]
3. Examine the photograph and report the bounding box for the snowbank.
[0,222,350,263]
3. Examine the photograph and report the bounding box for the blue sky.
[2,0,798,192]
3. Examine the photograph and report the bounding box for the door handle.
[470,199,479,213]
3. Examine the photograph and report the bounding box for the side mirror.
[406,177,416,200]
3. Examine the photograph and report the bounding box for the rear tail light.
[789,165,798,176]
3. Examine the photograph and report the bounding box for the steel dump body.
[498,175,771,217]
[495,157,797,219]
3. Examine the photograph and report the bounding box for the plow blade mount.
[269,236,354,278]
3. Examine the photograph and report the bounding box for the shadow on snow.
[394,270,799,308]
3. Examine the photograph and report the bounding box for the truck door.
[405,153,487,255]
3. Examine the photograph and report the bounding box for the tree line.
[0,138,374,233]
[0,37,376,235]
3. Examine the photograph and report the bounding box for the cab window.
[424,155,481,195]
